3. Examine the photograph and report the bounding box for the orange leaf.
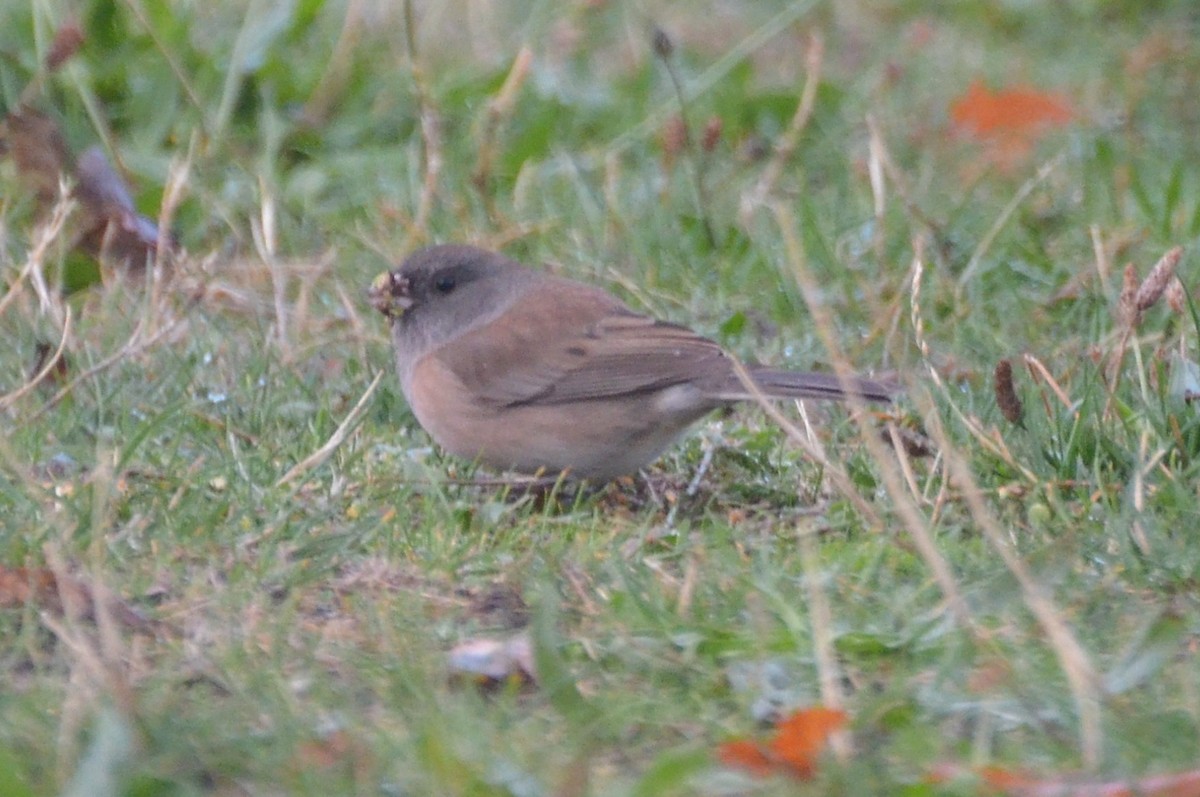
[717,706,847,780]
[716,739,775,777]
[950,80,1073,139]
[769,707,847,778]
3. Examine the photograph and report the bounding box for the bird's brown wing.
[433,279,733,408]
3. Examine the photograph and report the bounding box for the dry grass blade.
[765,204,975,630]
[922,405,1103,769]
[0,190,75,323]
[797,522,851,762]
[652,25,716,247]
[1117,262,1139,327]
[727,355,885,531]
[600,0,820,160]
[1089,224,1113,297]
[275,370,385,488]
[120,0,209,129]
[0,307,73,411]
[32,292,195,420]
[1022,353,1074,412]
[910,251,1041,484]
[864,115,945,246]
[299,0,366,126]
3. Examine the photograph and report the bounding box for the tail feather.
[727,368,896,403]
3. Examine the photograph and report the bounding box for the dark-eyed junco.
[369,245,893,480]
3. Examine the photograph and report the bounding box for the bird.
[369,244,894,481]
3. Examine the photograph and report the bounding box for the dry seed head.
[46,20,84,72]
[994,359,1024,425]
[652,27,674,58]
[702,116,722,153]
[1135,245,1183,312]
[1166,278,1187,315]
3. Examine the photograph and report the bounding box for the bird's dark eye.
[434,275,456,294]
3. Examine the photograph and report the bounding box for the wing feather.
[434,280,732,407]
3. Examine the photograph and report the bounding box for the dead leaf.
[288,728,372,783]
[4,106,74,203]
[0,564,154,632]
[73,145,165,268]
[716,706,846,780]
[951,80,1073,138]
[2,107,171,271]
[716,739,775,777]
[949,80,1074,170]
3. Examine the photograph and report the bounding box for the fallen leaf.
[716,739,775,777]
[2,107,171,271]
[4,106,74,203]
[949,80,1074,171]
[768,707,847,778]
[0,564,154,632]
[73,145,165,268]
[951,80,1073,139]
[288,728,372,784]
[716,706,846,780]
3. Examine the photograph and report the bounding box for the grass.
[3,0,1200,794]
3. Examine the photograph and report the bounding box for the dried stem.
[275,370,384,488]
[923,405,1103,769]
[797,522,851,761]
[770,204,975,630]
[0,306,73,411]
[910,250,1042,484]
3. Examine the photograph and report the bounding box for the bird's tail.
[721,367,897,403]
